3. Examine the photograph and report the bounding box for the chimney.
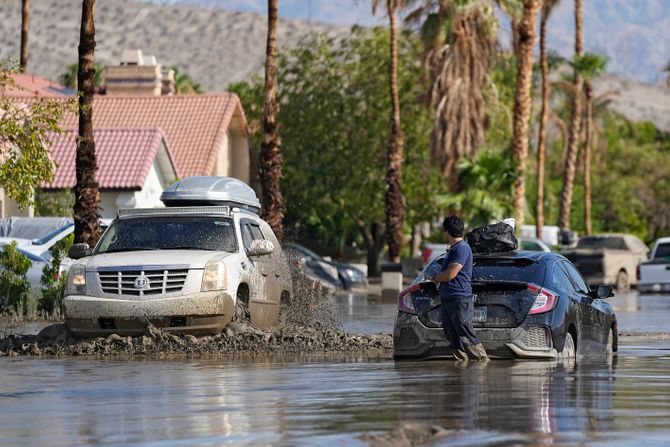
[104,49,164,96]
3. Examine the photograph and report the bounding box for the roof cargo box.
[160,176,261,213]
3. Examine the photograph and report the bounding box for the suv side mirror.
[248,240,274,257]
[68,243,92,260]
[589,284,614,299]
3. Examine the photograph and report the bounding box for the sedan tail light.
[398,284,421,314]
[636,264,640,281]
[527,283,559,315]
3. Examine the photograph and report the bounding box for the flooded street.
[2,292,670,446]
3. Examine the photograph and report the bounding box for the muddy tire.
[616,270,630,292]
[559,332,576,365]
[605,328,616,358]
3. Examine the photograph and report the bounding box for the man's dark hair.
[443,215,464,238]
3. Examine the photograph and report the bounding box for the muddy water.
[1,291,670,446]
[1,341,669,446]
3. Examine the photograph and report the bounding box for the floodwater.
[2,292,670,446]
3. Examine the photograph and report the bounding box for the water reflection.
[392,358,616,442]
[2,349,670,446]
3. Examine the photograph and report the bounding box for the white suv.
[63,177,292,337]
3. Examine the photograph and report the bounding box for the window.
[240,220,265,252]
[561,261,590,294]
[654,243,670,260]
[472,258,544,283]
[577,236,625,250]
[521,240,542,251]
[551,262,576,293]
[96,217,238,254]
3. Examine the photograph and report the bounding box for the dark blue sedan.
[393,251,617,361]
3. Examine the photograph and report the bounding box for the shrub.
[0,242,32,315]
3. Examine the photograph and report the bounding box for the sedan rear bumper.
[63,291,235,337]
[393,312,558,360]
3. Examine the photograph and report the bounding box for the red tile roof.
[43,128,174,190]
[58,94,247,178]
[3,73,73,97]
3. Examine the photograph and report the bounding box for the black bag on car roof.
[466,222,518,254]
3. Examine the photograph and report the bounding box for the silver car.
[63,177,293,336]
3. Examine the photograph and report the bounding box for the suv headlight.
[201,261,227,291]
[65,264,87,295]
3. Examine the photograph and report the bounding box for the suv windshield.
[577,236,625,249]
[96,217,238,254]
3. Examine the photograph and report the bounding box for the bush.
[0,242,32,315]
[39,234,73,315]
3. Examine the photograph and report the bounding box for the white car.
[63,177,293,337]
[638,237,670,293]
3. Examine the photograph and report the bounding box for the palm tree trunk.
[558,0,584,230]
[535,10,550,240]
[583,80,593,235]
[73,0,101,247]
[510,0,541,230]
[385,0,405,263]
[19,0,29,72]
[259,0,285,242]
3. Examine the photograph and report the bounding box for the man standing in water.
[432,216,488,361]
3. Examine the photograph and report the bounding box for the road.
[0,291,668,446]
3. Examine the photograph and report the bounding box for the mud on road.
[0,277,392,358]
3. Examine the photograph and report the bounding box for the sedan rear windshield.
[472,257,544,283]
[96,217,238,254]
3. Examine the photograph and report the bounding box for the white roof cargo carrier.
[160,176,261,214]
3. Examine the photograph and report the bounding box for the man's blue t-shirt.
[439,240,473,299]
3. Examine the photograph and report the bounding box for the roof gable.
[58,94,247,178]
[43,128,175,190]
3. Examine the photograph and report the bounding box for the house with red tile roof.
[57,94,253,184]
[42,128,177,218]
[1,72,72,98]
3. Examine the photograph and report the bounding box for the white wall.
[98,161,168,218]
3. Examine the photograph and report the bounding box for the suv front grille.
[98,269,189,297]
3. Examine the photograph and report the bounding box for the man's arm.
[433,263,463,283]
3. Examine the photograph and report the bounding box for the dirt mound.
[0,321,391,357]
[0,274,391,358]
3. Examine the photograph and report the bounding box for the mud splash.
[0,274,392,358]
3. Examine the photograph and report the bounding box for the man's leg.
[441,299,468,361]
[450,297,488,361]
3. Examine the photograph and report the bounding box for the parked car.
[283,243,340,291]
[562,234,649,291]
[518,237,552,252]
[0,242,68,295]
[0,218,74,258]
[638,237,670,293]
[421,243,449,266]
[393,251,617,361]
[62,176,293,337]
[284,242,368,291]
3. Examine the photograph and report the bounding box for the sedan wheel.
[616,270,630,292]
[559,332,576,365]
[606,328,616,358]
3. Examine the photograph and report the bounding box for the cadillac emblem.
[134,275,150,290]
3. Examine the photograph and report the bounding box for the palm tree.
[406,0,497,190]
[535,0,561,240]
[510,0,541,230]
[59,61,105,89]
[19,0,29,72]
[73,0,101,247]
[558,0,584,231]
[373,0,406,263]
[573,53,606,235]
[259,0,285,242]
